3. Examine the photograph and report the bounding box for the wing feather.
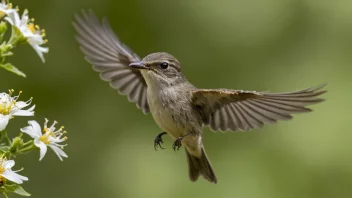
[191,85,326,132]
[73,10,149,114]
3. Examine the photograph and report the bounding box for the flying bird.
[73,10,326,184]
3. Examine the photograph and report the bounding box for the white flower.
[21,119,68,161]
[5,9,48,62]
[0,157,28,184]
[0,90,35,131]
[0,0,16,17]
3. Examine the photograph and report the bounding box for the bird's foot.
[172,132,193,151]
[154,132,167,151]
[172,137,183,151]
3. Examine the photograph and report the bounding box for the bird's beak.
[129,62,149,70]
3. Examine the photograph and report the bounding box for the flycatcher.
[73,10,326,184]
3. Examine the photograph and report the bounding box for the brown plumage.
[73,10,326,184]
[191,85,326,131]
[73,10,149,114]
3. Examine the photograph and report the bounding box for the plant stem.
[16,143,37,155]
[0,130,11,145]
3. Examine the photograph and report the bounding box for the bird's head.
[129,52,184,86]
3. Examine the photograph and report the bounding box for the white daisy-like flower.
[5,9,48,62]
[0,157,28,184]
[0,90,35,131]
[0,0,16,18]
[21,119,68,161]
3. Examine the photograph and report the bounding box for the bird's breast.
[147,89,180,139]
[147,86,196,139]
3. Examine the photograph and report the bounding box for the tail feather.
[186,147,217,184]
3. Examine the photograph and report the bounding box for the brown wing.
[73,10,149,114]
[191,84,326,132]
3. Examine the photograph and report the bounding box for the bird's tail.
[185,147,217,184]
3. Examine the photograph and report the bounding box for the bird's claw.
[154,132,166,151]
[172,137,182,151]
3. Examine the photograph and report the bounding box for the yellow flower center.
[0,158,7,185]
[39,135,50,144]
[0,90,20,115]
[0,164,4,175]
[40,127,55,145]
[0,12,5,19]
[0,3,12,20]
[26,19,48,43]
[27,23,35,33]
[0,102,12,115]
[40,120,68,148]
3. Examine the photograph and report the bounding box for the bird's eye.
[160,62,169,69]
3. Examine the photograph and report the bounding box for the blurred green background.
[0,0,351,197]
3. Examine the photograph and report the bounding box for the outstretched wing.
[191,84,326,132]
[73,10,149,114]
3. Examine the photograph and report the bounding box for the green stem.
[0,130,11,145]
[8,26,26,46]
[21,140,33,148]
[16,143,37,155]
[7,29,19,46]
[0,21,8,43]
[0,43,13,58]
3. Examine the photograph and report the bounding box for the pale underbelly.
[146,84,198,143]
[151,106,186,139]
[151,106,202,156]
[148,94,202,156]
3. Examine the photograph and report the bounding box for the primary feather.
[191,84,326,132]
[73,10,149,114]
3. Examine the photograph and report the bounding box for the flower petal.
[27,104,35,111]
[34,139,47,161]
[20,126,36,138]
[3,160,14,169]
[0,114,10,131]
[13,109,34,116]
[49,145,67,161]
[1,170,28,184]
[29,120,41,134]
[20,120,41,138]
[31,44,48,63]
[14,101,29,108]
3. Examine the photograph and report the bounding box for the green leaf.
[5,184,31,196]
[0,63,26,77]
[13,186,31,196]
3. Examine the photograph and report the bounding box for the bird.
[73,10,326,184]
